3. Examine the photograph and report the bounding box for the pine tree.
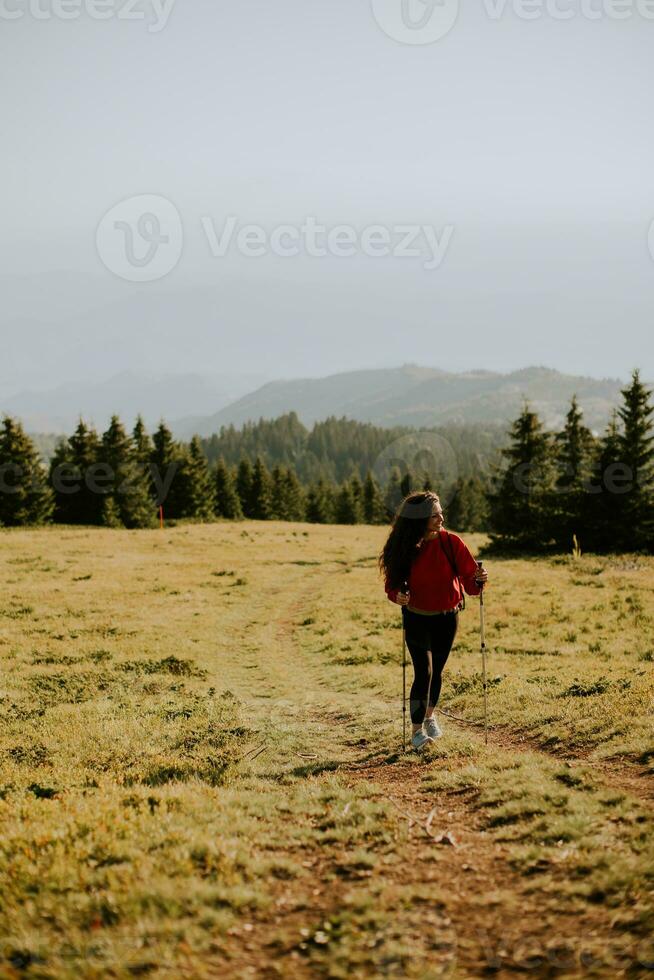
[236,458,255,518]
[400,471,412,498]
[384,466,403,521]
[350,473,364,514]
[555,397,595,488]
[0,416,54,526]
[335,480,362,524]
[101,497,123,528]
[132,416,153,469]
[176,436,216,520]
[445,478,466,532]
[49,419,103,525]
[305,479,334,523]
[270,465,289,520]
[586,413,620,552]
[270,465,305,522]
[250,456,273,520]
[151,422,184,517]
[446,477,489,532]
[215,458,243,519]
[305,486,323,523]
[49,437,71,521]
[551,396,596,549]
[100,415,155,528]
[363,471,385,524]
[617,369,654,550]
[132,415,155,498]
[487,405,555,550]
[283,467,305,522]
[465,476,490,532]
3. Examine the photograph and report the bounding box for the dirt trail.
[225,763,622,980]
[223,720,648,979]
[218,581,652,979]
[273,563,654,808]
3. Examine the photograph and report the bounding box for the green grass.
[294,549,654,767]
[423,743,653,935]
[0,522,652,978]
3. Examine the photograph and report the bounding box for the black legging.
[402,608,459,724]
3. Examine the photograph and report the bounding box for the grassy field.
[0,521,652,979]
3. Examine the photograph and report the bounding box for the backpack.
[438,531,466,612]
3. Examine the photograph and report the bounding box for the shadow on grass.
[270,747,411,779]
[289,759,345,778]
[260,743,422,783]
[308,749,417,774]
[258,759,348,781]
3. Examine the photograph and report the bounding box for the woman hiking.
[379,491,489,751]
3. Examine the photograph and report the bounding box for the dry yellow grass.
[0,521,652,978]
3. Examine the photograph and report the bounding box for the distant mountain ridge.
[172,364,625,437]
[3,364,629,442]
[2,371,271,435]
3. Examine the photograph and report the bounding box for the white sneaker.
[423,716,443,739]
[411,730,434,751]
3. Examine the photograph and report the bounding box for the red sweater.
[385,530,482,612]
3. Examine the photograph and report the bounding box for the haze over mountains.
[3,3,653,453]
[3,365,626,439]
[173,365,623,436]
[1,371,271,436]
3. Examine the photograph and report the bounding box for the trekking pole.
[402,622,407,753]
[401,580,408,754]
[477,561,488,745]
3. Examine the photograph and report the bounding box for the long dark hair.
[378,491,440,591]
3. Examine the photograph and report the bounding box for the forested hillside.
[176,364,623,435]
[199,413,506,485]
[3,369,652,553]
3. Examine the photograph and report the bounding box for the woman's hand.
[396,591,410,606]
[475,567,489,586]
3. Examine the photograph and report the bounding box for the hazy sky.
[2,0,653,396]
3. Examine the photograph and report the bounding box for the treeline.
[0,414,491,530]
[200,413,506,485]
[487,370,654,553]
[5,368,651,553]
